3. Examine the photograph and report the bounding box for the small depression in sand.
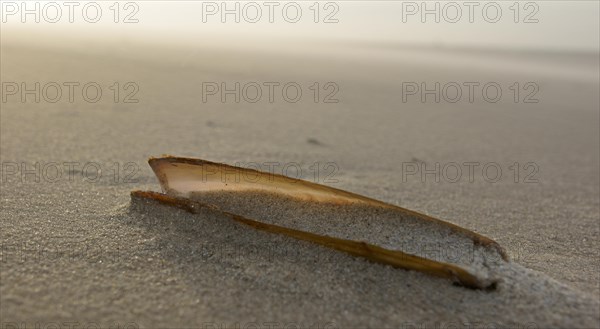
[186,190,505,282]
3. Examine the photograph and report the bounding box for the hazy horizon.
[2,1,599,53]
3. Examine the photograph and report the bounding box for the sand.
[1,32,599,328]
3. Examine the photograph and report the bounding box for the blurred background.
[3,1,599,51]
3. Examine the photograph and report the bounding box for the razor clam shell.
[136,156,509,289]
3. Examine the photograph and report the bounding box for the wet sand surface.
[1,35,599,328]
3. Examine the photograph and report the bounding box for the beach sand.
[1,33,599,328]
